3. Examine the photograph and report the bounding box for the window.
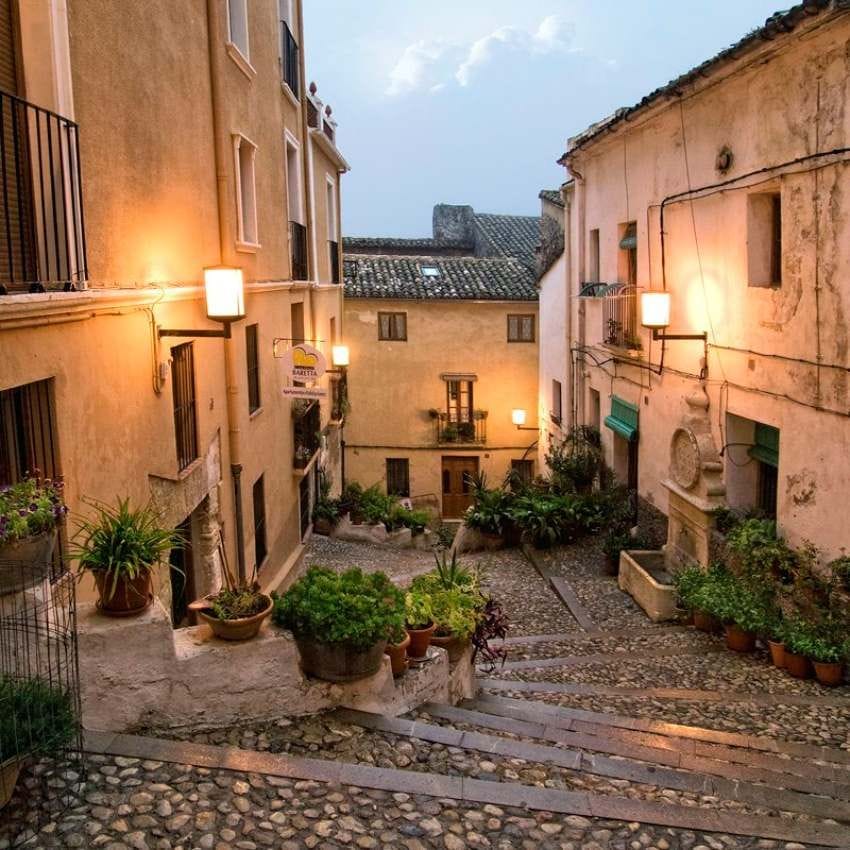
[551,379,562,425]
[227,0,249,60]
[252,474,267,568]
[378,312,407,341]
[747,192,782,287]
[420,265,440,277]
[233,135,258,248]
[329,316,337,345]
[171,343,198,471]
[507,314,535,343]
[0,379,60,487]
[618,222,637,287]
[511,459,534,487]
[285,135,303,224]
[279,0,299,95]
[446,380,473,423]
[589,228,600,283]
[386,459,410,497]
[327,179,340,284]
[290,302,305,343]
[589,388,601,433]
[246,324,260,413]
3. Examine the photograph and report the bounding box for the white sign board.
[283,386,328,400]
[280,343,327,384]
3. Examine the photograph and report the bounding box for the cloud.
[386,16,575,96]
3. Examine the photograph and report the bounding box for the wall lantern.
[331,345,350,368]
[512,408,537,431]
[159,267,246,339]
[640,290,706,342]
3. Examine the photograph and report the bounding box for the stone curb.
[501,626,688,646]
[500,644,724,671]
[82,728,850,847]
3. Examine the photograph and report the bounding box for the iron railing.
[171,342,198,472]
[281,21,300,97]
[436,415,487,445]
[328,240,340,283]
[0,90,87,294]
[602,284,640,350]
[293,400,321,469]
[290,220,308,281]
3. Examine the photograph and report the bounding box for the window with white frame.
[234,135,258,247]
[285,134,303,225]
[326,178,337,242]
[227,0,249,60]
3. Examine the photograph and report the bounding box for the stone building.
[343,205,540,517]
[543,0,850,558]
[0,0,348,611]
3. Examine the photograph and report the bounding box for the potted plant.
[194,584,273,642]
[782,618,815,680]
[72,498,181,617]
[763,607,786,668]
[385,623,411,677]
[466,477,510,548]
[690,564,731,633]
[0,477,66,593]
[273,567,404,682]
[312,497,340,536]
[672,563,704,622]
[601,525,631,576]
[1,676,76,809]
[405,588,435,660]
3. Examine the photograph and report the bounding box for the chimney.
[432,204,475,246]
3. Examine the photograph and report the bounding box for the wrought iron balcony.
[329,240,340,284]
[435,412,487,445]
[0,90,87,294]
[290,220,308,281]
[281,21,300,98]
[293,399,321,469]
[602,284,641,350]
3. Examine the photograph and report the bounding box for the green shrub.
[0,676,76,760]
[466,486,512,536]
[0,477,66,545]
[690,564,735,620]
[726,519,796,582]
[410,554,485,640]
[273,567,404,650]
[830,556,850,592]
[405,589,433,629]
[672,564,706,610]
[545,427,603,494]
[386,504,430,534]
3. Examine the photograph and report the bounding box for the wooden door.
[441,456,479,518]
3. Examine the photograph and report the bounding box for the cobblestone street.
[2,536,849,850]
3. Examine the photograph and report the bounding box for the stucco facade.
[550,4,850,557]
[0,0,348,609]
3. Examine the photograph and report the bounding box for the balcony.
[293,399,321,469]
[281,21,299,98]
[602,284,641,351]
[0,90,87,294]
[435,412,487,445]
[290,220,308,281]
[329,240,340,284]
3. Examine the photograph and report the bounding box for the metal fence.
[602,284,639,349]
[290,221,308,281]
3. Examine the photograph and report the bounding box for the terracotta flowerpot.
[0,757,22,810]
[0,530,57,595]
[406,622,435,659]
[784,650,812,679]
[725,624,756,653]
[385,633,411,677]
[693,609,720,633]
[813,660,844,687]
[197,595,273,641]
[767,640,786,669]
[430,632,470,664]
[313,518,334,537]
[94,570,153,617]
[294,635,387,683]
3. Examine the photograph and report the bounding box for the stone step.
[83,729,850,847]
[333,706,850,824]
[501,625,689,646]
[498,644,724,671]
[472,693,850,767]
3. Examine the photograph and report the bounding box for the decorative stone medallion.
[670,427,701,490]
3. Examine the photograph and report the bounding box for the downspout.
[566,159,587,428]
[562,185,573,432]
[206,0,246,582]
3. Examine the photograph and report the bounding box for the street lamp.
[159,267,246,339]
[331,345,350,368]
[512,408,537,431]
[640,290,706,342]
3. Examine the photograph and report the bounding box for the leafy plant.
[830,556,850,592]
[466,485,512,537]
[273,567,404,650]
[672,563,706,610]
[0,676,76,760]
[405,589,433,629]
[471,597,509,672]
[209,587,269,621]
[71,498,182,600]
[432,549,476,590]
[690,564,735,620]
[313,497,341,526]
[426,585,482,639]
[545,427,603,494]
[726,519,796,583]
[783,614,849,663]
[0,476,67,545]
[386,504,430,534]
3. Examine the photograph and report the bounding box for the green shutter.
[749,423,779,467]
[604,396,639,442]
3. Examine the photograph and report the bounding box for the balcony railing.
[602,284,640,350]
[290,220,308,280]
[281,21,300,98]
[0,90,87,294]
[328,240,340,284]
[436,414,487,445]
[293,399,321,469]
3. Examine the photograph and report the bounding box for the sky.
[304,1,782,238]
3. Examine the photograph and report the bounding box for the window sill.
[601,342,643,360]
[236,240,261,254]
[226,42,257,81]
[281,81,300,110]
[149,457,204,484]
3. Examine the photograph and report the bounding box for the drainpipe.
[567,160,586,428]
[206,0,246,583]
[562,185,574,431]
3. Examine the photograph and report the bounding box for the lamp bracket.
[158,322,232,339]
[515,425,538,431]
[651,329,708,342]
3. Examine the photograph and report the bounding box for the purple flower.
[18,509,28,517]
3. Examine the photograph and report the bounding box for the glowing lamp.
[640,291,671,330]
[331,345,350,368]
[204,266,245,322]
[512,409,527,426]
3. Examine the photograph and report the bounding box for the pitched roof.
[343,236,468,254]
[472,213,540,268]
[343,255,538,301]
[539,189,564,208]
[562,1,848,161]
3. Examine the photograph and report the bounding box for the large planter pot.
[725,624,756,653]
[406,622,435,660]
[767,640,786,669]
[385,633,411,677]
[693,609,720,633]
[813,660,844,687]
[313,518,335,537]
[294,635,387,683]
[197,595,273,641]
[784,650,812,680]
[481,532,503,552]
[430,632,470,664]
[0,757,22,810]
[0,530,56,595]
[94,570,153,617]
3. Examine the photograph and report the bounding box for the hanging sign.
[283,386,327,400]
[280,343,327,383]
